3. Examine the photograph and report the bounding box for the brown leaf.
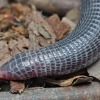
[62,17,76,34]
[11,3,32,15]
[0,8,11,15]
[0,14,5,21]
[4,15,22,26]
[8,39,18,50]
[0,46,10,60]
[0,41,7,49]
[72,76,93,85]
[38,25,51,39]
[0,18,12,29]
[1,31,19,40]
[47,14,60,34]
[28,21,40,36]
[41,76,93,87]
[29,33,41,50]
[10,81,25,94]
[57,22,71,40]
[36,12,56,41]
[11,46,21,56]
[16,36,28,52]
[25,11,56,50]
[26,11,56,42]
[47,14,71,40]
[39,36,51,47]
[21,35,29,48]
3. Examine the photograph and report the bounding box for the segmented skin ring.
[0,0,100,80]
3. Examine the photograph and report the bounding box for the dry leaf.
[11,3,31,15]
[8,39,18,50]
[28,21,39,36]
[21,35,29,48]
[39,36,51,47]
[62,17,76,34]
[16,37,27,52]
[29,33,41,50]
[37,12,56,41]
[5,15,22,26]
[46,14,60,34]
[0,19,12,29]
[10,81,25,94]
[11,46,21,56]
[26,11,56,42]
[0,46,10,60]
[41,76,93,87]
[1,31,18,40]
[25,11,56,51]
[0,14,5,21]
[0,41,7,49]
[72,76,93,85]
[0,8,11,15]
[38,25,51,39]
[47,14,71,40]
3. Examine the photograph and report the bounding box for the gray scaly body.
[0,0,100,80]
